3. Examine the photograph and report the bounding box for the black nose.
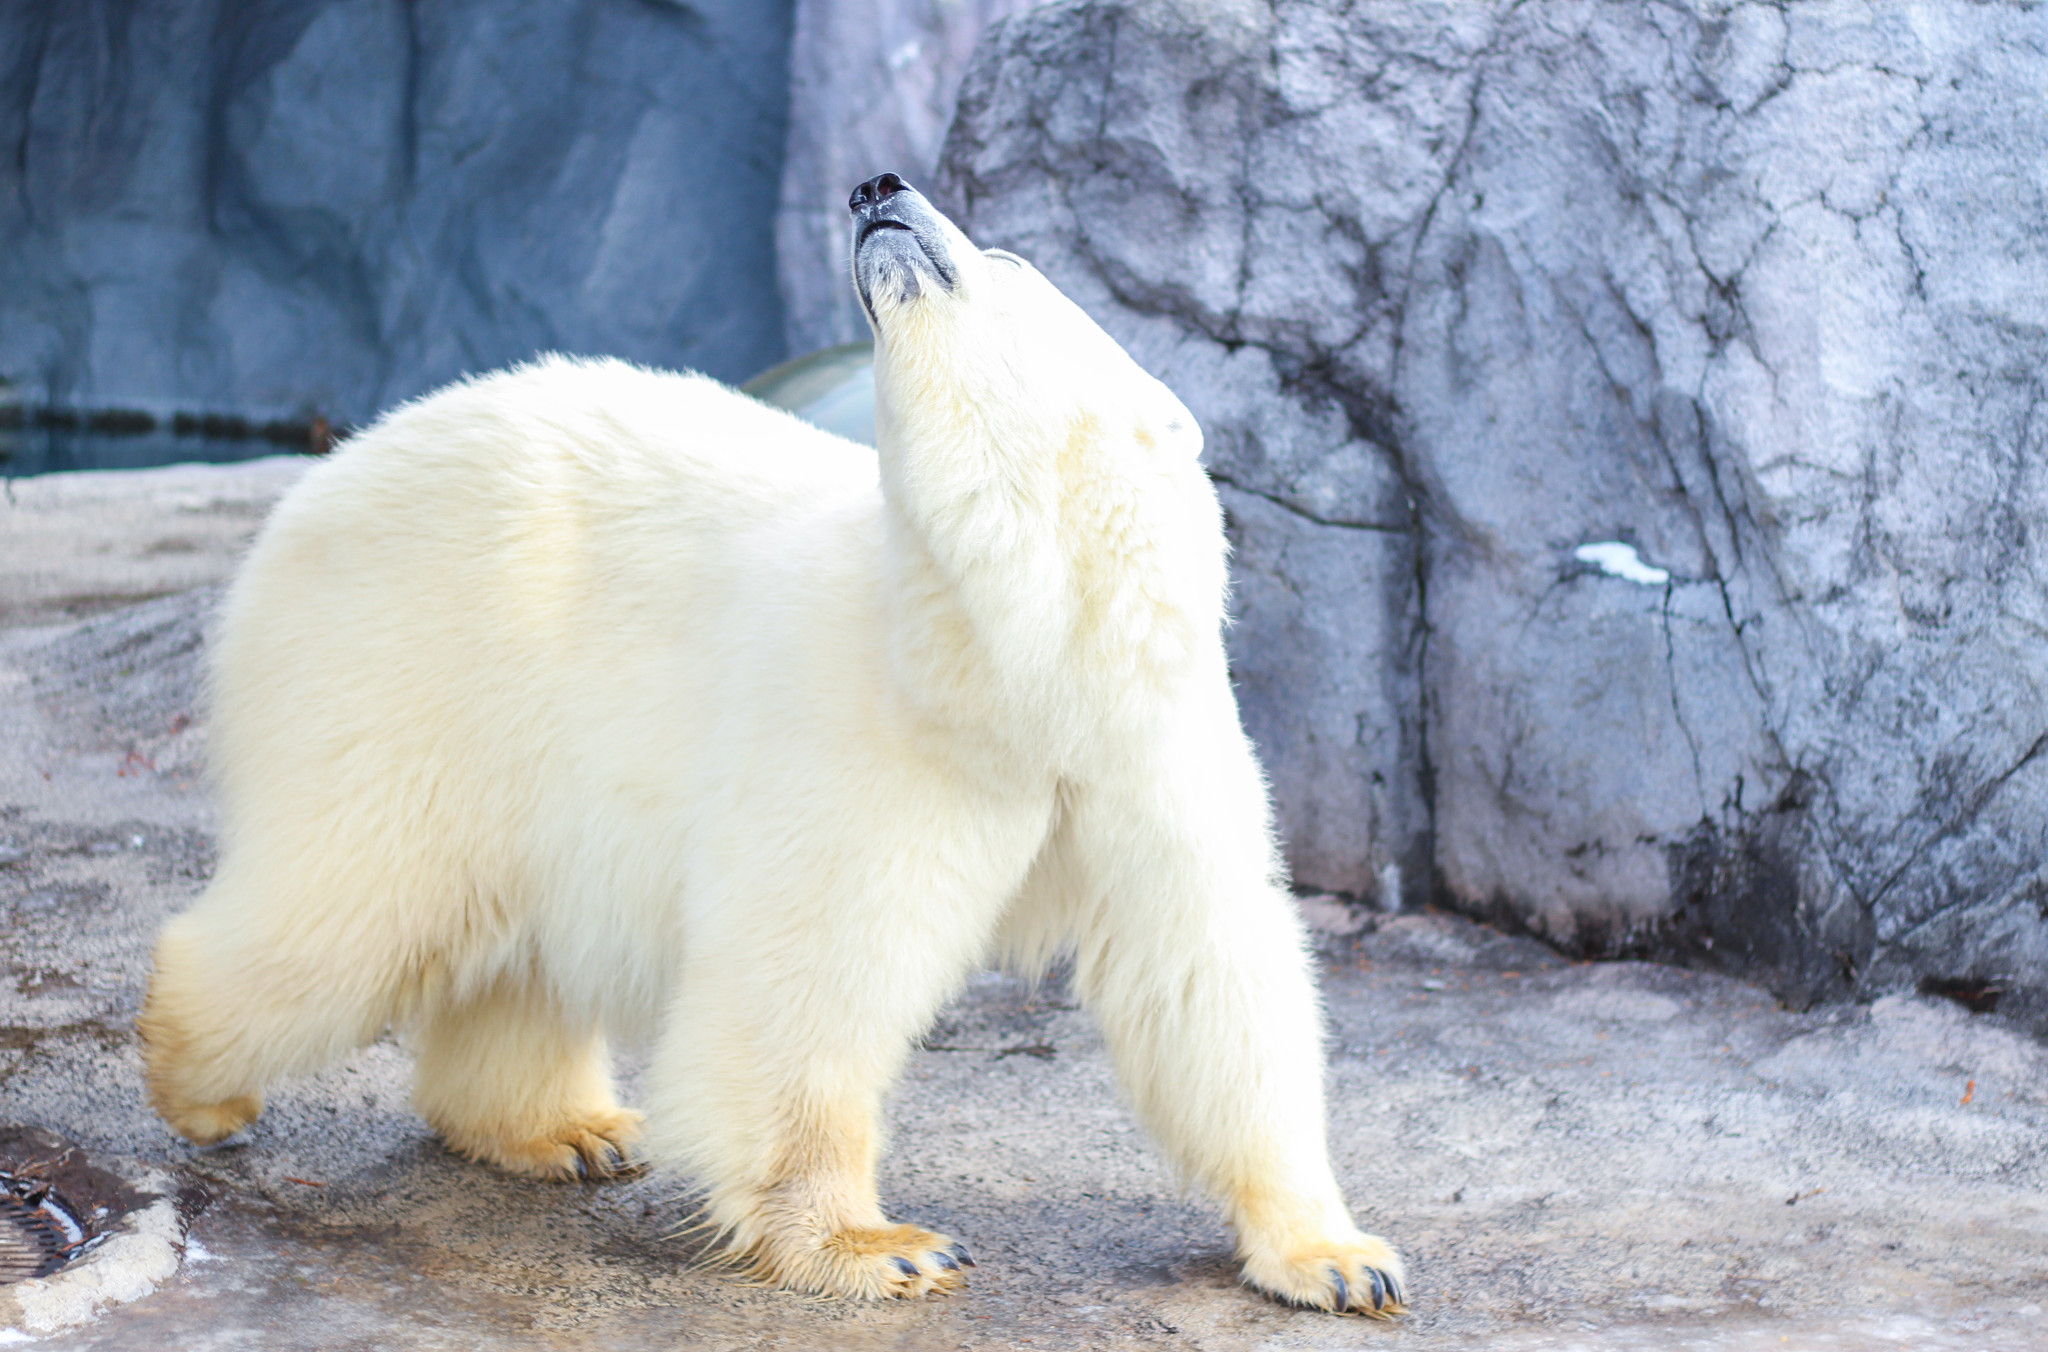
[849,173,911,212]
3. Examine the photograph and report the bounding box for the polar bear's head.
[847,173,1200,474]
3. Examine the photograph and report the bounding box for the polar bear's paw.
[440,1106,646,1182]
[158,1092,264,1146]
[1241,1235,1407,1318]
[751,1223,975,1299]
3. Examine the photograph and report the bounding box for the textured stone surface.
[6,581,2048,1346]
[937,0,2048,1011]
[0,0,792,425]
[0,457,309,628]
[776,0,1043,354]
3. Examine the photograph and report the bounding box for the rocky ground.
[2,461,2045,1349]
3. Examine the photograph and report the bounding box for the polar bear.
[139,174,1407,1314]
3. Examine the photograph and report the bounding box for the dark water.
[0,424,312,478]
[0,346,876,478]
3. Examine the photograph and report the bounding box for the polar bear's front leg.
[412,971,642,1180]
[708,1095,975,1299]
[1050,726,1408,1317]
[643,868,1009,1300]
[649,1008,975,1297]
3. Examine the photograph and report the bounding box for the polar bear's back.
[201,356,885,1020]
[219,353,879,728]
[272,354,874,553]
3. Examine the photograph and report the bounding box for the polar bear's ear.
[981,249,1029,270]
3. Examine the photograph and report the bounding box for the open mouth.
[857,218,914,249]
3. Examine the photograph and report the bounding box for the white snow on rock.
[1573,542,1671,586]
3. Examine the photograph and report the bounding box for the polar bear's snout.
[848,170,909,215]
[850,172,960,316]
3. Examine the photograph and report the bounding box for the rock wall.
[0,0,793,425]
[937,0,2048,1010]
[776,0,1043,354]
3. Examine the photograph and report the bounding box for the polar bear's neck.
[870,353,1229,763]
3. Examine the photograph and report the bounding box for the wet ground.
[0,424,310,481]
[1,462,2044,1349]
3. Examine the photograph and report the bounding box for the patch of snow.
[1574,541,1670,585]
[7,1185,185,1337]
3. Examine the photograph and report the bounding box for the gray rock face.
[0,0,792,425]
[938,0,2048,1012]
[776,0,1042,354]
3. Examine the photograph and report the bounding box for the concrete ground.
[2,461,2045,1349]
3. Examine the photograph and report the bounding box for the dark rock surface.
[937,0,2048,1013]
[0,0,793,425]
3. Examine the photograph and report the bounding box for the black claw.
[949,1242,976,1268]
[891,1256,920,1278]
[573,1154,591,1181]
[1383,1270,1405,1306]
[931,1249,960,1271]
[1329,1268,1349,1312]
[1368,1267,1387,1311]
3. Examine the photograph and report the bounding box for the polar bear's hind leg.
[139,938,268,1148]
[141,884,412,1145]
[411,970,643,1180]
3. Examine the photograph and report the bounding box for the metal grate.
[0,1176,86,1284]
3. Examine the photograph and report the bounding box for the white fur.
[141,195,1406,1312]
